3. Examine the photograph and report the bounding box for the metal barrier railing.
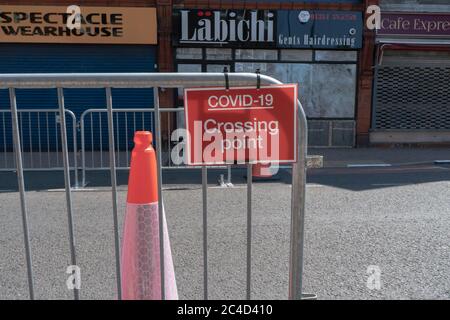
[79,107,233,187]
[80,108,152,187]
[308,119,356,148]
[0,108,79,186]
[0,72,308,300]
[81,108,176,186]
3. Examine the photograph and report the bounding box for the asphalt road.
[1,164,450,300]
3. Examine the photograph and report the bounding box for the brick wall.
[173,0,364,10]
[356,0,378,146]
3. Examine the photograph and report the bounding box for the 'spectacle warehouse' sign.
[184,85,298,166]
[0,5,157,44]
[277,10,363,49]
[173,9,276,47]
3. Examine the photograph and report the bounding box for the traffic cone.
[120,131,178,300]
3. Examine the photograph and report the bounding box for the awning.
[375,40,450,65]
[376,37,450,46]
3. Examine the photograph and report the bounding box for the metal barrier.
[81,107,181,186]
[0,73,309,300]
[308,119,355,148]
[79,107,233,187]
[0,108,79,186]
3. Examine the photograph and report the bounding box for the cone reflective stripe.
[121,203,178,299]
[121,131,178,300]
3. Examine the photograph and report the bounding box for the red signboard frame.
[183,84,298,166]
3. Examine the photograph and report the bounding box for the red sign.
[184,84,298,166]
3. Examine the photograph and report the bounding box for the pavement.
[1,147,450,300]
[309,147,450,168]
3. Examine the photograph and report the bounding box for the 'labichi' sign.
[173,9,276,47]
[0,5,157,44]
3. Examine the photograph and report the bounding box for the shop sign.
[0,5,157,44]
[378,12,450,38]
[184,85,298,165]
[277,10,363,49]
[173,9,276,47]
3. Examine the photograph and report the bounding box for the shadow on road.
[308,164,450,191]
[0,164,449,192]
[0,167,294,192]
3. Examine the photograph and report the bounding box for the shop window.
[176,48,202,60]
[177,64,202,73]
[235,62,356,118]
[235,62,269,73]
[315,50,357,62]
[206,48,232,60]
[207,64,231,72]
[280,50,313,62]
[235,49,278,61]
[382,50,450,65]
[177,64,202,98]
[306,64,356,118]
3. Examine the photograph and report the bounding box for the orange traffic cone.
[120,131,178,300]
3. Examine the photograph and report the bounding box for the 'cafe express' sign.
[0,5,158,44]
[378,12,450,38]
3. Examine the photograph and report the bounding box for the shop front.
[0,5,158,150]
[172,7,364,147]
[371,11,450,144]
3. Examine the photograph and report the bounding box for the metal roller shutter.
[374,65,450,130]
[0,43,156,151]
[373,51,450,131]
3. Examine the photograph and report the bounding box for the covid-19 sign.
[184,84,298,165]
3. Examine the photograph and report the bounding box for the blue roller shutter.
[0,43,156,151]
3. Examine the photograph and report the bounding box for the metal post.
[202,166,208,300]
[246,163,252,300]
[115,112,120,167]
[54,111,60,167]
[90,113,94,170]
[99,112,103,167]
[37,112,42,168]
[46,112,50,167]
[70,112,79,188]
[56,87,79,300]
[80,114,86,187]
[28,112,32,168]
[2,112,7,167]
[125,112,129,168]
[227,165,233,187]
[288,100,308,300]
[153,87,165,300]
[106,87,122,299]
[9,88,35,300]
